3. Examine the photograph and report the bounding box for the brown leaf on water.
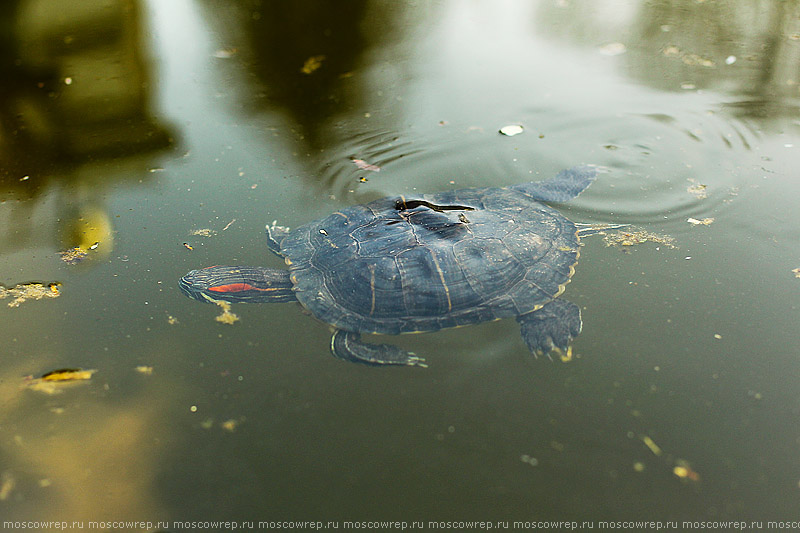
[352,158,381,172]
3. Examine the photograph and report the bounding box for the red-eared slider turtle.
[179,166,598,367]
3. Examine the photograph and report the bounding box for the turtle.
[179,166,600,367]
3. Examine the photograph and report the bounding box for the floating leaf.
[352,158,381,172]
[599,42,626,56]
[499,124,524,136]
[41,368,96,382]
[687,217,714,225]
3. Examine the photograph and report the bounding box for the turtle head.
[179,266,295,304]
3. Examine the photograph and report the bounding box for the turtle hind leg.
[516,299,582,361]
[513,166,597,203]
[330,330,428,368]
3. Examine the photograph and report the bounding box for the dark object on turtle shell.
[180,166,599,367]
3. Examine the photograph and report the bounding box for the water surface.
[1,0,799,529]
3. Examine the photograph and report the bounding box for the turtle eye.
[394,199,406,210]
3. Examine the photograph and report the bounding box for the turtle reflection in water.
[180,166,603,367]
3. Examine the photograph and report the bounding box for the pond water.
[1,0,799,529]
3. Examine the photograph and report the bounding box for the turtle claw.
[406,354,428,368]
[331,330,427,367]
[265,222,291,257]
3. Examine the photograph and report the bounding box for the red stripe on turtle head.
[209,283,255,293]
[209,283,278,293]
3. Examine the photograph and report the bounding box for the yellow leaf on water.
[41,368,97,382]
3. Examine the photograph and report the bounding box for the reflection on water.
[0,0,172,262]
[541,0,800,123]
[0,358,171,524]
[1,0,799,527]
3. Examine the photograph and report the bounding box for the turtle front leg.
[265,222,291,258]
[330,330,428,368]
[516,299,582,361]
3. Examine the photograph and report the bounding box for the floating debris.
[499,124,524,136]
[221,419,241,432]
[0,472,15,501]
[687,179,708,199]
[520,454,539,466]
[603,229,676,249]
[673,459,701,482]
[0,282,61,307]
[222,218,237,231]
[687,217,715,226]
[641,435,663,456]
[167,315,179,325]
[183,242,194,251]
[300,55,326,74]
[59,241,99,263]
[352,158,381,172]
[793,268,800,279]
[598,42,627,56]
[215,300,239,325]
[213,48,238,59]
[662,45,715,67]
[59,247,89,264]
[135,366,154,375]
[190,228,217,237]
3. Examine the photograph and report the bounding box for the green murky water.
[1,0,799,530]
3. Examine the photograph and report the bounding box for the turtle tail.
[179,266,296,304]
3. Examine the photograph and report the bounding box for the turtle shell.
[280,185,580,335]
